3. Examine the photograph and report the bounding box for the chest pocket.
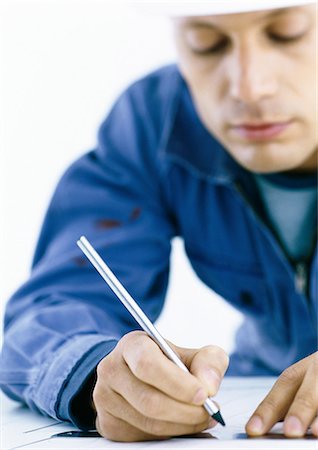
[188,251,269,317]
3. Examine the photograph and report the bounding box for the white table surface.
[1,377,317,450]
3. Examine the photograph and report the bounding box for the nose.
[227,40,278,104]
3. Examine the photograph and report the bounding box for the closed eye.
[267,31,307,44]
[190,38,229,55]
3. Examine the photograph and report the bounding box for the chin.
[229,148,305,174]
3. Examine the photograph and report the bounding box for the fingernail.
[284,416,304,437]
[203,369,220,392]
[247,415,264,435]
[192,388,206,405]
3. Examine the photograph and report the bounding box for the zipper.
[232,182,315,319]
[294,262,308,296]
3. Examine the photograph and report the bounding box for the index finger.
[245,371,302,436]
[122,334,208,406]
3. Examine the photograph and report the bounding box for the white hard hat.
[132,0,315,17]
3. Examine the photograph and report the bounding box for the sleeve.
[0,80,176,429]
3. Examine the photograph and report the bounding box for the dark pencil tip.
[212,411,226,427]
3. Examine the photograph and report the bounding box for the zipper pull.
[295,262,307,295]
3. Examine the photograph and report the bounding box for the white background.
[0,0,243,352]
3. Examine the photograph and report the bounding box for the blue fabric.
[0,65,317,429]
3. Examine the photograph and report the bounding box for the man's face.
[174,5,317,173]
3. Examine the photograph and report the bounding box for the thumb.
[170,343,229,397]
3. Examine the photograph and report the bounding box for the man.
[0,0,317,442]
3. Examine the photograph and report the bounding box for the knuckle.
[203,345,229,370]
[92,385,100,408]
[120,330,139,347]
[97,353,116,380]
[96,413,119,441]
[96,358,106,379]
[203,345,222,357]
[259,395,279,414]
[93,385,113,412]
[280,365,301,384]
[295,395,315,411]
[143,417,166,436]
[121,330,148,349]
[138,390,162,417]
[133,351,152,380]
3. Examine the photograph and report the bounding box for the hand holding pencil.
[78,236,228,442]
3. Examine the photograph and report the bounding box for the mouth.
[229,121,293,141]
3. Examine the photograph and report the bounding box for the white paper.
[1,377,316,450]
